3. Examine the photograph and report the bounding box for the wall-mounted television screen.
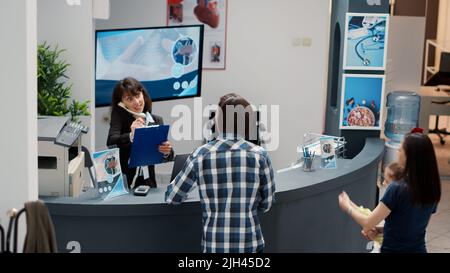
[95,24,204,107]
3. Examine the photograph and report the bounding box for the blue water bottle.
[384,91,420,144]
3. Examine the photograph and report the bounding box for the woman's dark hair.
[402,133,441,206]
[216,93,257,142]
[111,77,152,113]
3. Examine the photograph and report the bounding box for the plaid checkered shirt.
[165,134,276,253]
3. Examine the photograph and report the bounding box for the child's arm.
[378,179,390,189]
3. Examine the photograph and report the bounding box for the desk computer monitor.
[425,52,450,86]
[95,25,204,106]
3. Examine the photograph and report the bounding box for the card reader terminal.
[134,185,150,196]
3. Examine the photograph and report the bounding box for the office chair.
[429,106,450,145]
[1,208,26,253]
[81,146,97,188]
[424,52,450,145]
[170,154,190,182]
[7,202,57,253]
[429,116,447,145]
[5,208,18,253]
[0,223,4,253]
[13,208,26,253]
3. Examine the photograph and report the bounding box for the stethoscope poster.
[339,74,386,130]
[343,13,389,70]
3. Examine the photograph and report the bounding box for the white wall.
[437,0,450,51]
[383,16,425,137]
[385,16,426,93]
[37,0,95,152]
[0,0,38,249]
[96,0,331,171]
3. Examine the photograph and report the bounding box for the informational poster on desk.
[343,13,389,70]
[93,148,128,200]
[339,74,385,130]
[320,137,337,169]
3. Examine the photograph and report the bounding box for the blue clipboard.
[129,125,170,168]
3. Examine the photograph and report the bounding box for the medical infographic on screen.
[339,74,385,130]
[95,25,203,106]
[93,148,128,200]
[343,13,389,70]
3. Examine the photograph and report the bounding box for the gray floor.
[426,132,450,253]
[430,134,450,178]
[427,180,450,253]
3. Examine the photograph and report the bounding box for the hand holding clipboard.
[129,125,170,168]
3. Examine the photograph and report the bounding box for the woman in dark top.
[107,77,174,189]
[338,132,441,253]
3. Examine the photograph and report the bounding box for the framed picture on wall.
[167,0,228,70]
[343,13,389,70]
[339,74,386,130]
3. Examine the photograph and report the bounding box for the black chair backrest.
[170,154,190,182]
[81,146,93,168]
[2,208,25,253]
[13,208,25,253]
[0,224,4,253]
[5,212,15,253]
[440,52,450,73]
[81,146,98,188]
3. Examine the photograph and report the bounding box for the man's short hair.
[216,93,257,142]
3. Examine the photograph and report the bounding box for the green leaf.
[37,42,90,117]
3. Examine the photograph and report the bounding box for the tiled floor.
[427,179,450,253]
[429,134,450,178]
[427,131,450,253]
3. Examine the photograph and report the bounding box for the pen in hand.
[130,117,146,139]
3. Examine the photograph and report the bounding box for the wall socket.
[66,0,81,6]
[292,37,312,47]
[302,37,312,47]
[292,37,302,47]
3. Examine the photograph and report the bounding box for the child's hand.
[361,228,379,241]
[377,180,383,189]
[338,191,351,212]
[378,179,390,188]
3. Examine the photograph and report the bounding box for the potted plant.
[37,42,90,122]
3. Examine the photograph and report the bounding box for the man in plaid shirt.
[165,93,276,253]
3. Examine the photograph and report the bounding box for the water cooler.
[382,91,421,170]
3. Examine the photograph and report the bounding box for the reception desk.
[44,138,384,253]
[417,86,450,135]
